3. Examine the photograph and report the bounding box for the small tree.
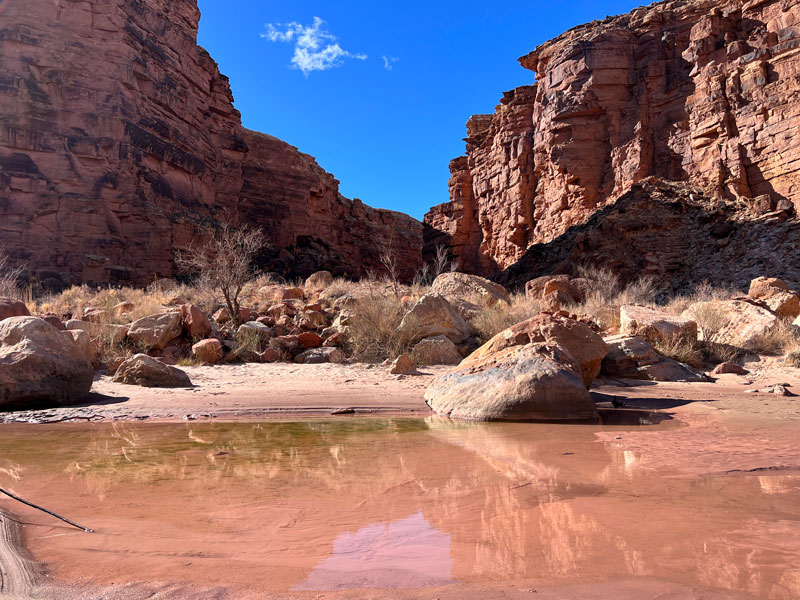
[177,225,265,327]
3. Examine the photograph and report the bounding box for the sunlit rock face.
[425,0,800,280]
[0,0,422,287]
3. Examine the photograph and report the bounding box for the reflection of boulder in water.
[296,511,452,591]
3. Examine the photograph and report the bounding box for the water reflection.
[296,512,452,590]
[0,418,797,598]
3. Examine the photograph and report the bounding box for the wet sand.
[0,360,799,599]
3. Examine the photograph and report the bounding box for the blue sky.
[197,1,643,220]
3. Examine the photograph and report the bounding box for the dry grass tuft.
[572,266,658,330]
[649,334,705,369]
[785,349,800,368]
[346,295,423,362]
[745,319,800,356]
[470,294,541,343]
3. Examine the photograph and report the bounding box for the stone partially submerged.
[0,317,94,409]
[425,343,596,422]
[425,314,607,422]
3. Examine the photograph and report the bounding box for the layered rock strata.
[425,0,800,280]
[0,0,421,288]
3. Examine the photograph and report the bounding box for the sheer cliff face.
[0,0,421,287]
[425,0,800,277]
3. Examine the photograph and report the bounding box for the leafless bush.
[745,319,800,356]
[176,225,265,327]
[0,249,24,299]
[573,265,658,330]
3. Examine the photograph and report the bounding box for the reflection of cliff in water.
[0,419,798,597]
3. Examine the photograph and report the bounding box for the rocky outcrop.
[0,0,422,289]
[497,179,800,292]
[425,0,800,286]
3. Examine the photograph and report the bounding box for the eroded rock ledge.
[0,0,422,287]
[425,0,800,286]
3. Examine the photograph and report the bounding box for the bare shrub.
[785,349,800,368]
[689,303,729,342]
[470,293,542,343]
[0,249,24,299]
[745,319,800,356]
[649,334,704,369]
[176,225,265,327]
[573,265,658,330]
[346,296,422,362]
[663,280,739,315]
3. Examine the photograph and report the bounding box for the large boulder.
[601,335,705,382]
[0,298,29,321]
[763,292,800,319]
[425,343,597,422]
[682,299,778,348]
[127,312,183,350]
[304,271,334,290]
[182,303,212,338]
[398,294,476,344]
[0,317,94,409]
[412,335,463,366]
[525,275,583,303]
[66,320,127,345]
[748,277,790,300]
[620,305,698,342]
[113,354,192,388]
[430,272,510,307]
[468,314,608,387]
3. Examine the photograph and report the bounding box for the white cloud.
[262,17,367,77]
[382,56,399,71]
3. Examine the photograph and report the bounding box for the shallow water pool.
[0,415,798,598]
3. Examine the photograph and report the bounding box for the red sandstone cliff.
[425,0,800,285]
[0,0,422,288]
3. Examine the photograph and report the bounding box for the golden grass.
[470,293,541,343]
[346,295,424,362]
[745,318,800,356]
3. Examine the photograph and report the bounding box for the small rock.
[390,354,417,375]
[710,362,749,376]
[113,354,192,388]
[192,339,223,364]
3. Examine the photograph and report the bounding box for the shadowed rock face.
[425,0,800,282]
[0,0,422,287]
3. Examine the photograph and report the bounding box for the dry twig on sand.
[0,488,93,533]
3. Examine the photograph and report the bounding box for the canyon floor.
[0,361,799,600]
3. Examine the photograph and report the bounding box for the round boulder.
[127,312,183,350]
[425,343,596,422]
[469,314,609,388]
[430,272,510,307]
[192,339,224,364]
[0,297,29,321]
[113,354,192,388]
[0,317,94,409]
[304,271,334,290]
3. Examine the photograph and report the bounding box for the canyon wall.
[0,0,422,288]
[425,0,800,286]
